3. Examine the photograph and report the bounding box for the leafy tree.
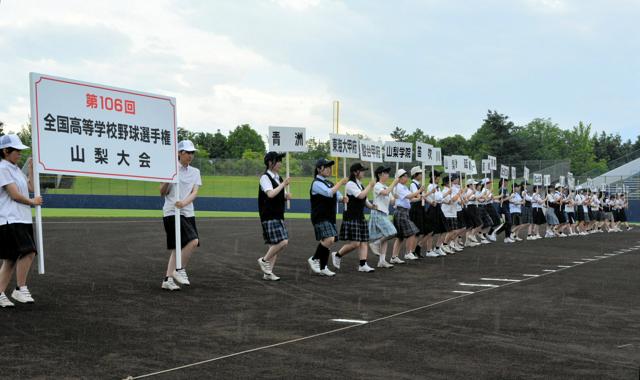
[390,127,408,142]
[563,122,605,174]
[438,134,469,156]
[227,124,266,158]
[0,120,4,136]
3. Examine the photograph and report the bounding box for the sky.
[1,0,639,144]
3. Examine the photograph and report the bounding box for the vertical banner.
[468,159,477,176]
[500,165,509,179]
[414,142,433,164]
[523,166,530,182]
[511,166,517,180]
[487,155,497,170]
[431,147,443,166]
[30,73,178,273]
[533,173,543,186]
[543,175,551,187]
[481,159,491,174]
[559,175,565,187]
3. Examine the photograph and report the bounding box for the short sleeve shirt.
[0,160,32,224]
[163,165,202,217]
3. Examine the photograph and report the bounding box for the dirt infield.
[1,218,639,379]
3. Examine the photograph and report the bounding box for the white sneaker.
[172,269,190,286]
[358,263,375,272]
[262,273,281,281]
[319,267,336,276]
[504,237,515,243]
[466,241,480,247]
[0,293,15,307]
[451,243,463,252]
[488,233,497,242]
[436,247,447,256]
[441,245,453,254]
[162,277,180,291]
[526,236,535,241]
[369,241,381,256]
[258,258,272,275]
[377,260,394,268]
[389,256,406,264]
[404,252,418,260]
[480,238,490,244]
[558,233,567,238]
[331,251,341,269]
[307,257,321,274]
[426,250,439,257]
[469,235,479,243]
[11,287,34,303]
[514,236,523,242]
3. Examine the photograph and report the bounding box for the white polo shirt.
[162,164,202,217]
[0,159,32,224]
[373,182,391,215]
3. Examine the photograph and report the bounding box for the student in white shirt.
[160,140,202,291]
[257,152,291,281]
[422,170,446,256]
[531,185,546,239]
[368,166,400,267]
[391,169,423,263]
[0,135,43,307]
[509,182,524,241]
[332,163,376,273]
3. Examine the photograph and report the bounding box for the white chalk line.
[124,245,634,379]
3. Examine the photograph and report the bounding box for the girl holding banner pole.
[531,185,546,239]
[369,166,399,268]
[160,140,201,291]
[0,135,43,307]
[332,163,377,273]
[424,170,448,256]
[308,159,349,276]
[257,152,292,281]
[391,169,423,263]
[409,166,427,257]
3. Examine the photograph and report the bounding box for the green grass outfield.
[36,208,314,219]
[45,175,501,198]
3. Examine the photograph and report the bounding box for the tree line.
[3,110,639,176]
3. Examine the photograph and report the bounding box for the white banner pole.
[29,73,45,274]
[286,152,291,210]
[174,165,182,270]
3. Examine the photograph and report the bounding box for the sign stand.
[174,168,182,269]
[286,152,291,209]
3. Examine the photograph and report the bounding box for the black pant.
[495,205,512,237]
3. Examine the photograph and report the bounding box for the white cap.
[410,166,422,177]
[466,178,478,185]
[554,183,562,189]
[0,134,29,150]
[575,185,583,191]
[395,168,408,179]
[177,140,196,152]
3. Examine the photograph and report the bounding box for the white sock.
[19,286,28,291]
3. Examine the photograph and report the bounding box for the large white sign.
[533,173,543,186]
[487,155,497,170]
[523,166,529,181]
[543,174,551,187]
[559,175,565,186]
[359,140,384,162]
[511,166,517,180]
[30,73,178,182]
[415,142,432,163]
[481,159,491,174]
[384,141,413,162]
[329,133,359,158]
[468,159,477,175]
[268,126,307,152]
[443,155,454,173]
[500,165,509,179]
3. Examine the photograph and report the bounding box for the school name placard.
[30,73,178,182]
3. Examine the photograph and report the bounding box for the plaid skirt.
[369,210,397,241]
[511,212,522,226]
[444,217,460,232]
[261,219,289,245]
[545,208,559,225]
[521,206,533,224]
[393,207,420,238]
[0,223,37,261]
[533,207,547,225]
[340,219,370,242]
[314,220,338,241]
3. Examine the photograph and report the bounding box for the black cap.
[442,175,449,184]
[315,158,335,168]
[430,169,442,178]
[350,162,367,173]
[264,151,285,166]
[451,173,460,180]
[374,166,391,175]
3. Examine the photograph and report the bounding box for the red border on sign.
[34,76,178,181]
